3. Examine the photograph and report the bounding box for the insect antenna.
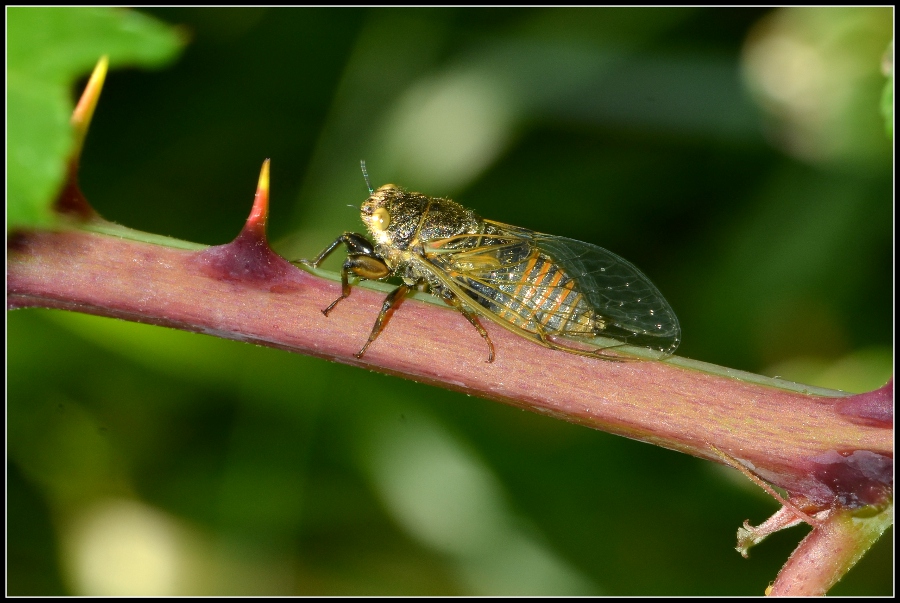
[360,160,374,195]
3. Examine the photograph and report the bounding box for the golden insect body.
[301,184,681,362]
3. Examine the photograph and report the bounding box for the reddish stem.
[7,221,891,515]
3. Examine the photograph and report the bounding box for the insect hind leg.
[588,342,635,362]
[535,327,633,362]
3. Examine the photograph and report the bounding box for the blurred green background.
[7,7,893,595]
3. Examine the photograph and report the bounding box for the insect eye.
[372,207,391,231]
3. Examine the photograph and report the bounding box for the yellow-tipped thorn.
[71,56,109,156]
[247,158,271,231]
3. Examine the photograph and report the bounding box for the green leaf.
[7,7,184,231]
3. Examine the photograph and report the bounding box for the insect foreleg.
[298,232,376,268]
[441,293,495,363]
[296,232,391,316]
[355,284,411,359]
[322,254,391,316]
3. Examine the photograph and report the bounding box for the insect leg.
[535,326,629,362]
[295,233,391,315]
[321,254,391,315]
[355,283,411,359]
[442,293,495,363]
[297,232,377,268]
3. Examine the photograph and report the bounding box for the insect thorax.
[373,193,484,270]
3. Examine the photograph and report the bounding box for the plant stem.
[8,220,891,517]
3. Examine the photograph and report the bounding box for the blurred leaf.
[882,40,893,139]
[741,7,892,167]
[7,7,184,231]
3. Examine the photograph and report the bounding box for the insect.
[299,167,680,363]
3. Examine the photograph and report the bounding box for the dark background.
[8,7,892,595]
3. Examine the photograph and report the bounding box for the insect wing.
[528,231,681,355]
[423,222,680,356]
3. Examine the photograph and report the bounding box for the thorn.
[55,56,109,221]
[244,158,270,238]
[192,159,299,288]
[834,377,893,428]
[71,56,109,160]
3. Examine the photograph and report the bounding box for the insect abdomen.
[462,249,598,337]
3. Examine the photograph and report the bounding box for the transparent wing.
[425,221,681,356]
[528,231,681,355]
